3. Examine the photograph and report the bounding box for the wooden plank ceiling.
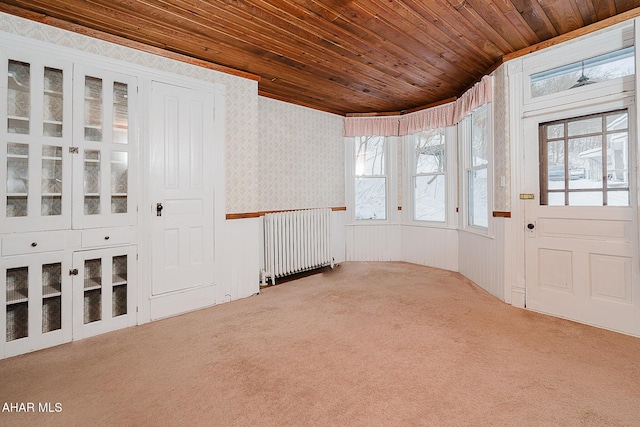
[1,0,640,115]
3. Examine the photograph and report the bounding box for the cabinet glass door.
[1,252,72,358]
[1,53,72,233]
[72,246,136,340]
[73,66,137,229]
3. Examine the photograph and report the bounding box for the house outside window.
[539,109,630,206]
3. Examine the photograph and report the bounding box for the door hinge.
[69,147,79,154]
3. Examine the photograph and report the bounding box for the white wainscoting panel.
[218,217,262,302]
[346,224,402,261]
[401,226,458,271]
[458,219,506,300]
[332,210,347,264]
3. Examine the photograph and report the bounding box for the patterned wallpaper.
[492,64,511,213]
[0,12,260,214]
[257,97,344,212]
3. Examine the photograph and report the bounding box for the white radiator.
[261,208,334,285]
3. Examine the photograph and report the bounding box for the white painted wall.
[217,218,262,302]
[345,224,402,261]
[332,210,347,264]
[401,226,458,272]
[458,221,506,301]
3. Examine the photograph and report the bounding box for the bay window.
[463,104,491,229]
[412,128,446,222]
[354,136,387,220]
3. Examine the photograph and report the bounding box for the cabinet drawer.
[81,227,133,248]
[1,231,67,256]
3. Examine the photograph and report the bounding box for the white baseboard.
[149,284,217,321]
[511,286,526,308]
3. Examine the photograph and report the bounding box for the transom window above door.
[539,109,630,207]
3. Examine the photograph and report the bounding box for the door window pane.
[540,110,629,206]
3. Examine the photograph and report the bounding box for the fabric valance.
[343,75,492,137]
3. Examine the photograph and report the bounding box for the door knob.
[156,203,163,216]
[527,223,535,230]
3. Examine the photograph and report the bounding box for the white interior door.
[149,81,215,299]
[524,105,640,336]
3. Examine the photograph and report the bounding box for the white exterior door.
[149,81,215,311]
[524,105,640,336]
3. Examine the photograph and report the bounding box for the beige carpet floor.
[1,261,639,426]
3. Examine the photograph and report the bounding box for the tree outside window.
[413,128,445,222]
[355,136,386,220]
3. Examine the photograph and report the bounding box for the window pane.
[608,191,629,206]
[355,136,385,176]
[606,133,628,188]
[547,140,565,189]
[531,47,635,98]
[8,60,30,134]
[7,143,29,217]
[569,192,602,206]
[113,82,128,144]
[43,67,63,137]
[355,177,386,220]
[111,152,128,214]
[84,150,101,215]
[84,76,103,142]
[540,110,629,207]
[415,129,445,174]
[547,192,565,206]
[568,136,601,190]
[471,105,488,166]
[414,175,445,222]
[568,117,601,136]
[468,168,488,228]
[606,112,628,131]
[41,145,63,216]
[547,124,564,139]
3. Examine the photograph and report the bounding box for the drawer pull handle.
[31,242,38,247]
[104,236,110,240]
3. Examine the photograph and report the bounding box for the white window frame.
[404,126,457,228]
[522,21,635,112]
[461,104,493,234]
[347,135,397,223]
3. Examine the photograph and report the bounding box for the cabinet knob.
[31,242,38,247]
[104,236,110,240]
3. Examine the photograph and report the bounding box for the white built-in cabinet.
[0,49,138,358]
